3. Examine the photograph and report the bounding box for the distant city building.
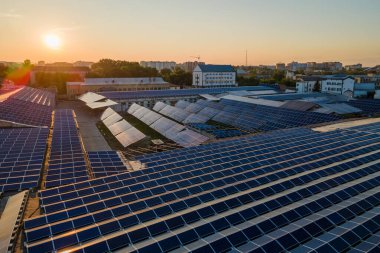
[73,61,94,68]
[30,66,89,84]
[286,61,307,71]
[258,65,276,70]
[306,62,343,72]
[321,75,355,97]
[140,61,176,71]
[345,63,362,71]
[66,77,178,99]
[276,63,286,71]
[177,61,205,72]
[192,64,236,87]
[0,61,19,66]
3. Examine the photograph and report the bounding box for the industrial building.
[66,77,179,99]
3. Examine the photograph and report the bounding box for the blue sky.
[1,0,379,66]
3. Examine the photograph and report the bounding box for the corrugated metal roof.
[220,95,285,107]
[86,99,118,109]
[199,94,220,101]
[247,90,278,96]
[227,90,252,96]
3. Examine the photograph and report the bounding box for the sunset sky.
[1,0,379,66]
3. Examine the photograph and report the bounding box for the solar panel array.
[213,99,341,132]
[0,87,54,126]
[188,123,246,138]
[258,93,328,101]
[0,128,48,192]
[173,98,340,134]
[88,151,128,178]
[174,100,191,109]
[23,123,380,253]
[175,99,225,124]
[0,99,53,127]
[10,87,55,106]
[128,103,208,147]
[98,86,275,100]
[45,109,90,188]
[346,100,380,114]
[100,108,146,147]
[153,102,209,124]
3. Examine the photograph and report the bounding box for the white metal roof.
[199,94,220,101]
[100,108,116,121]
[220,95,285,107]
[108,120,133,136]
[86,99,118,109]
[102,113,123,127]
[79,92,106,103]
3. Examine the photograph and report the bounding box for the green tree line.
[87,59,159,78]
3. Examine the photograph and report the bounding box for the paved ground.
[56,101,112,151]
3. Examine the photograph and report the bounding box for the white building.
[321,75,355,97]
[192,65,236,87]
[296,76,322,93]
[140,61,176,71]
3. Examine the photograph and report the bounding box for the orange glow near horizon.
[0,0,379,66]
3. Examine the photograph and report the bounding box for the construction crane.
[190,55,201,61]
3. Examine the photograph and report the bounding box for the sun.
[43,34,61,50]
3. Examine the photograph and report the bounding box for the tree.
[23,59,31,67]
[34,72,82,94]
[0,63,7,78]
[313,80,320,92]
[167,67,192,86]
[280,78,296,87]
[273,70,285,82]
[87,59,159,78]
[236,76,259,86]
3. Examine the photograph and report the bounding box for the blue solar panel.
[44,109,89,188]
[344,121,380,135]
[0,99,53,127]
[22,124,380,253]
[347,99,380,114]
[213,99,341,132]
[0,128,48,192]
[0,87,54,127]
[258,93,328,101]
[88,151,127,178]
[187,123,246,139]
